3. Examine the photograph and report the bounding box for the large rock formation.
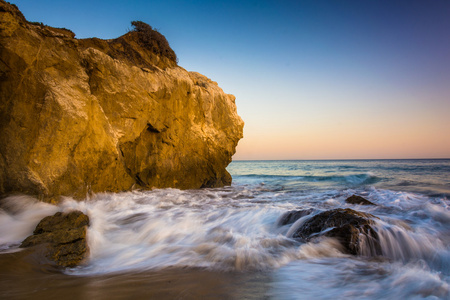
[0,1,244,200]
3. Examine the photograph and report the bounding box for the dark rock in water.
[345,195,376,206]
[292,208,381,255]
[21,210,89,267]
[277,209,313,226]
[32,210,90,234]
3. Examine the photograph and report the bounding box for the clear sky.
[10,0,450,160]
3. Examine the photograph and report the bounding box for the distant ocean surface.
[1,159,449,299]
[230,159,450,197]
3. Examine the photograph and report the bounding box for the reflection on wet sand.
[0,249,271,300]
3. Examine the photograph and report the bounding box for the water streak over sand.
[1,159,449,299]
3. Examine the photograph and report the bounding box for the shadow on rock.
[21,210,89,267]
[291,208,381,255]
[345,195,376,206]
[277,209,314,226]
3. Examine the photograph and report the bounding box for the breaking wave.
[1,159,449,299]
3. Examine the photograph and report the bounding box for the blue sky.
[11,0,450,159]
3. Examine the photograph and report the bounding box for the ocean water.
[0,159,449,299]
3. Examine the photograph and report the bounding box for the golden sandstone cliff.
[0,1,244,201]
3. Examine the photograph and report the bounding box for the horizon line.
[231,158,450,162]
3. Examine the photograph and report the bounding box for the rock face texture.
[0,1,244,200]
[21,210,89,267]
[292,208,381,255]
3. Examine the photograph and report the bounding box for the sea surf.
[0,159,449,299]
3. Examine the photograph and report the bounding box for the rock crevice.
[0,0,244,200]
[289,208,381,255]
[21,210,90,267]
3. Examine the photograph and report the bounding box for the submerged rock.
[277,209,313,226]
[345,195,376,206]
[0,1,244,200]
[292,208,381,255]
[21,210,89,267]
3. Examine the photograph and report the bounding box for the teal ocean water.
[0,159,449,299]
[229,159,450,197]
[229,159,450,299]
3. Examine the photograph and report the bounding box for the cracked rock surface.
[21,210,89,267]
[292,208,381,255]
[0,1,244,200]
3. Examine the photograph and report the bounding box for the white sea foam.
[1,184,447,279]
[55,188,365,275]
[0,184,446,276]
[1,160,449,299]
[359,220,447,265]
[58,190,300,274]
[0,195,59,250]
[270,259,450,299]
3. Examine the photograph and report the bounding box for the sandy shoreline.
[0,249,271,299]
